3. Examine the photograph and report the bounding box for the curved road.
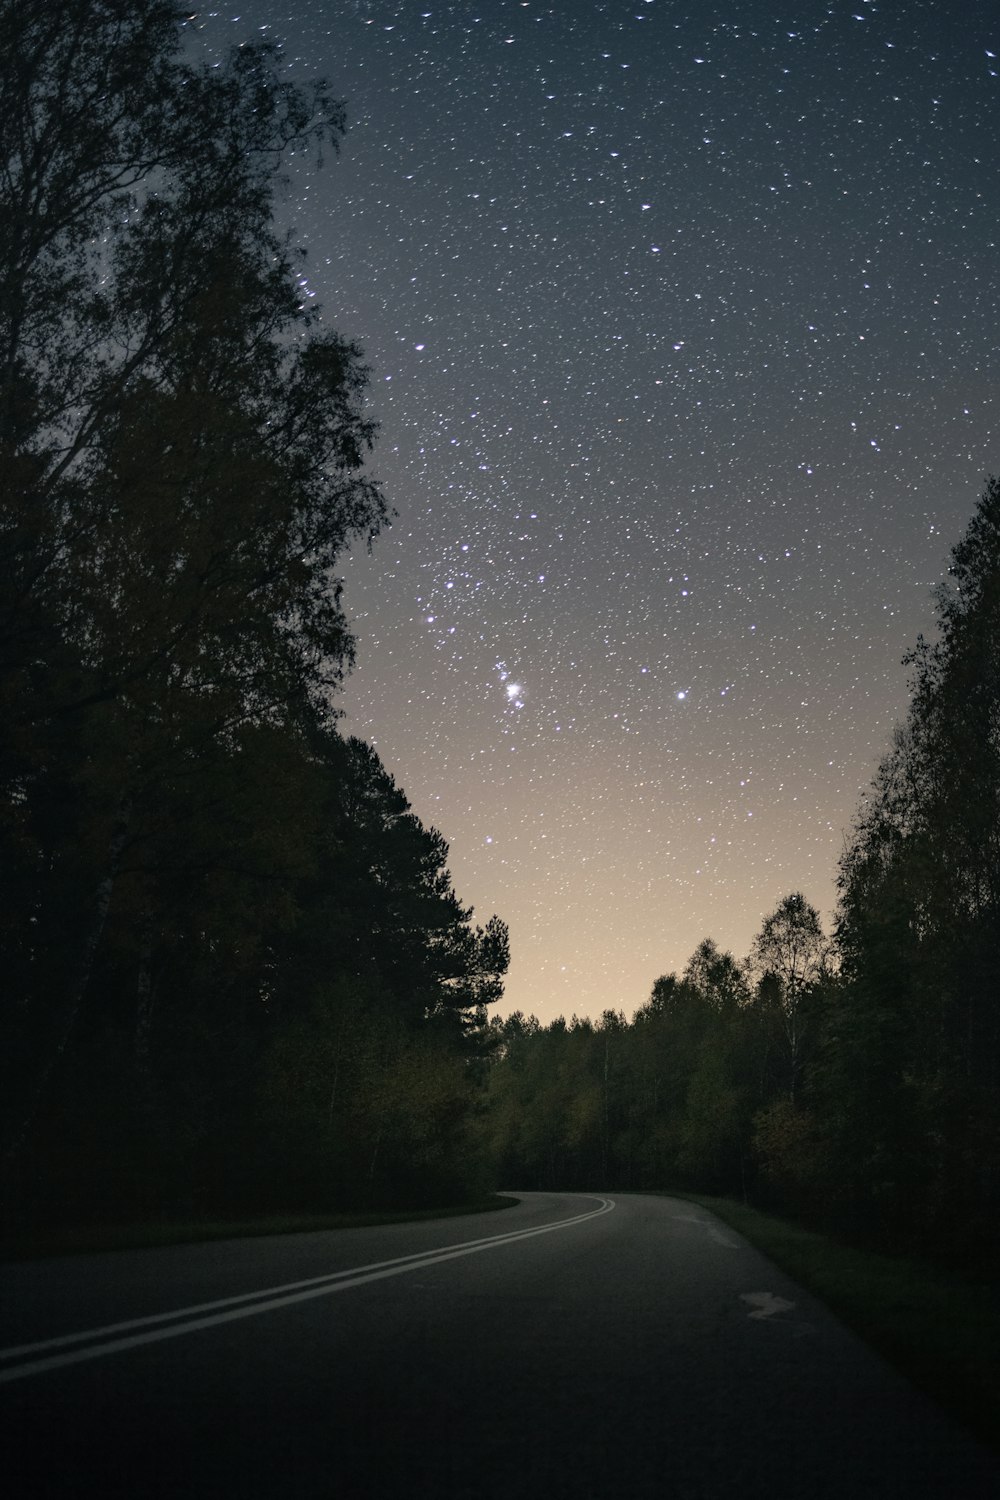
[2,1192,997,1497]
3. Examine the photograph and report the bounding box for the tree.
[834,477,1000,1251]
[327,737,509,1036]
[0,3,388,1183]
[1,5,359,708]
[684,937,750,1013]
[239,731,510,1209]
[751,893,828,1102]
[839,477,1000,1075]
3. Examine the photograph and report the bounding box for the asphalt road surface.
[2,1191,997,1498]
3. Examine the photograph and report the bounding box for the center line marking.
[0,1197,615,1384]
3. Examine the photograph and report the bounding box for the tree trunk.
[368,1125,382,1187]
[134,918,159,1132]
[327,1056,341,1130]
[602,1036,610,1185]
[1,793,133,1179]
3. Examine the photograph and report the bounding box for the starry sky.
[202,2,998,1023]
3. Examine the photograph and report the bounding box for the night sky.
[201,2,998,1023]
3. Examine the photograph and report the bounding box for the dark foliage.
[0,3,507,1228]
[832,475,1000,1258]
[485,482,1000,1271]
[483,900,830,1212]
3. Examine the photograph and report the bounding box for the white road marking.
[0,1198,615,1384]
[707,1227,740,1249]
[740,1291,797,1320]
[671,1212,741,1249]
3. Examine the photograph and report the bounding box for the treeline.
[484,905,831,1214]
[4,5,998,1259]
[486,478,1000,1268]
[0,3,507,1227]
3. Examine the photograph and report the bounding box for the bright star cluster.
[203,2,998,1022]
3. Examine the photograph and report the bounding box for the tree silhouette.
[0,8,512,1223]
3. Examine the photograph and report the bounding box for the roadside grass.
[659,1190,1000,1456]
[0,1194,519,1263]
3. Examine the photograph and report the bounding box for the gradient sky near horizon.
[202,1,998,1023]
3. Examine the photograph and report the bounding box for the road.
[1,1191,997,1498]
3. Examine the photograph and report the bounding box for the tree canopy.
[4,6,997,1261]
[484,479,1000,1270]
[0,2,508,1224]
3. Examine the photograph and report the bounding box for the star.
[208,1,1000,1021]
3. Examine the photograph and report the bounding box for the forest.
[0,2,508,1227]
[486,474,1000,1266]
[2,4,998,1266]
